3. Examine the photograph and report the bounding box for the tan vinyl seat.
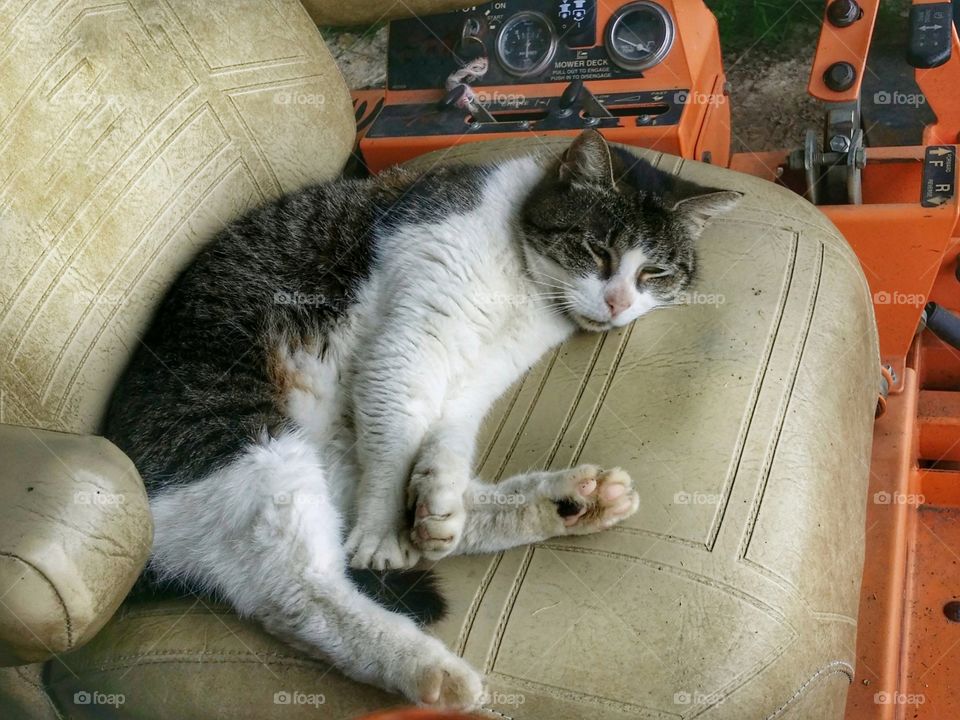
[0,3,878,719]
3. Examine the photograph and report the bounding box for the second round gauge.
[495,11,557,77]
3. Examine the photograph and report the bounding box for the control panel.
[388,1,676,89]
[356,1,730,172]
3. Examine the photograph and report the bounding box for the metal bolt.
[830,134,852,152]
[827,0,862,27]
[824,61,857,92]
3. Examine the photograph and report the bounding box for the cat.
[105,129,740,709]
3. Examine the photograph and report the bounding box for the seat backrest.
[1,0,355,434]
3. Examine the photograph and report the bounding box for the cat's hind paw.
[412,648,485,710]
[551,465,639,534]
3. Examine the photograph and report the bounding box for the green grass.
[705,0,911,54]
[705,0,825,53]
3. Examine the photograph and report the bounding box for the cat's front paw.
[551,465,639,534]
[407,465,467,561]
[346,524,420,570]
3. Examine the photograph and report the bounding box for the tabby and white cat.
[106,130,740,708]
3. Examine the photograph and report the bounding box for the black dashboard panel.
[366,89,685,138]
[387,1,673,90]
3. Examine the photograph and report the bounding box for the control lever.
[557,80,613,122]
[907,1,952,68]
[441,84,496,124]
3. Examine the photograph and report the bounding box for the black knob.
[827,0,862,27]
[559,80,583,110]
[823,61,856,92]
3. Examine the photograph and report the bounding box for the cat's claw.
[551,465,639,533]
[346,525,420,570]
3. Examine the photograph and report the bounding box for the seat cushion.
[0,0,355,435]
[43,142,879,720]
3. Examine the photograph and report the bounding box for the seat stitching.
[704,229,801,552]
[491,345,563,482]
[764,659,854,719]
[453,552,503,656]
[738,242,825,588]
[0,552,73,648]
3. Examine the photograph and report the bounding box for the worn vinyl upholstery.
[37,141,879,720]
[0,425,151,668]
[0,0,355,435]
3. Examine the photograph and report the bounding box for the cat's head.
[519,130,742,331]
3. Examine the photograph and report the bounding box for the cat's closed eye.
[587,242,614,277]
[638,265,672,282]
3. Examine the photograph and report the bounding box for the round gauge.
[495,11,557,77]
[605,1,675,72]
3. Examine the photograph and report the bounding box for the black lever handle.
[441,84,467,108]
[559,80,583,109]
[907,2,952,69]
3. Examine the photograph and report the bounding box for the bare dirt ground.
[321,26,824,155]
[724,53,823,153]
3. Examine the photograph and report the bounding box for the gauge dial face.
[495,12,557,77]
[606,2,675,72]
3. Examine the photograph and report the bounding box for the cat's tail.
[347,568,447,626]
[129,567,447,626]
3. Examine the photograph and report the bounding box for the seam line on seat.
[491,345,562,481]
[705,230,801,552]
[0,552,73,649]
[739,242,825,585]
[765,659,854,720]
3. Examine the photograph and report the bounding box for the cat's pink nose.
[605,289,631,318]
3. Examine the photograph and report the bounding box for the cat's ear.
[558,129,615,188]
[666,182,743,236]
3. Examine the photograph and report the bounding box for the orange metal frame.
[353,1,960,717]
